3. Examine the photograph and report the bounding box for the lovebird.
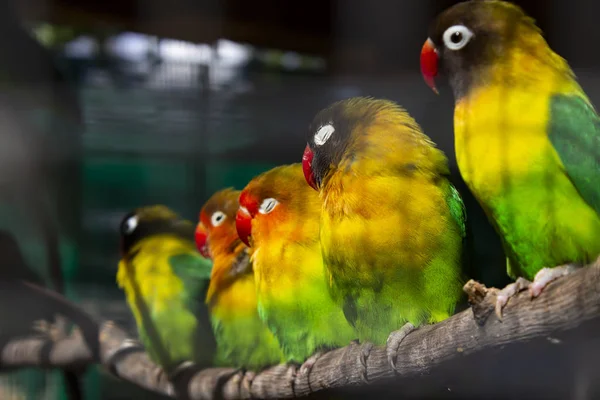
[235,164,356,373]
[421,0,600,317]
[196,188,284,370]
[117,205,216,374]
[302,97,466,369]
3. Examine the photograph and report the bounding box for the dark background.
[0,0,598,399]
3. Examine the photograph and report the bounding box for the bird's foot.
[386,323,416,371]
[32,319,61,340]
[529,264,581,298]
[495,277,531,320]
[299,351,324,377]
[32,317,74,341]
[356,341,374,384]
[236,369,256,394]
[286,363,299,393]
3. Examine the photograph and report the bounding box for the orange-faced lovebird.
[196,188,284,369]
[235,164,355,375]
[302,97,466,370]
[421,0,600,317]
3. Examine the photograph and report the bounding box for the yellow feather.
[116,235,195,329]
[454,51,583,205]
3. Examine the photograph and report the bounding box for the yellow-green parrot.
[301,97,466,370]
[117,205,216,374]
[236,164,357,377]
[196,188,285,370]
[421,0,600,317]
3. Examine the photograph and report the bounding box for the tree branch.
[2,260,600,399]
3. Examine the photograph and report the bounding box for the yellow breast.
[116,236,191,321]
[253,235,324,304]
[454,83,577,203]
[321,173,451,276]
[209,272,258,322]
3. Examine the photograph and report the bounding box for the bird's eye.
[211,210,226,227]
[258,198,279,214]
[314,124,335,146]
[123,215,138,235]
[442,25,474,51]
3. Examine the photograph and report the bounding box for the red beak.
[420,38,439,94]
[236,206,253,247]
[302,144,318,191]
[195,223,211,259]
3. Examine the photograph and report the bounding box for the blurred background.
[0,0,598,399]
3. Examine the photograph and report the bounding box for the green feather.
[490,93,600,281]
[168,252,213,328]
[170,253,213,293]
[446,183,467,239]
[164,252,214,367]
[118,237,216,372]
[548,94,600,214]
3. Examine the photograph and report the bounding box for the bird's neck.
[456,33,576,102]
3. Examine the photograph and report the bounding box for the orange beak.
[195,222,210,259]
[420,38,439,94]
[236,206,253,247]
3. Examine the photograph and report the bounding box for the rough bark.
[2,262,600,399]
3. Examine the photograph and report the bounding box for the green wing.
[446,183,467,238]
[169,252,213,305]
[168,251,216,364]
[549,94,600,215]
[170,253,212,282]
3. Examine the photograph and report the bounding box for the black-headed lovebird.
[302,97,466,369]
[117,205,215,374]
[421,0,600,317]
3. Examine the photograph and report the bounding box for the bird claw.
[32,318,67,341]
[32,319,53,337]
[359,342,374,383]
[386,322,416,371]
[495,277,531,320]
[286,363,299,393]
[241,370,256,392]
[529,264,580,298]
[299,351,323,377]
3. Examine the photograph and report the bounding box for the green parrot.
[235,164,357,376]
[301,98,466,370]
[117,205,216,373]
[196,188,285,370]
[421,0,600,317]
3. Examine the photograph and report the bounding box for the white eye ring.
[442,25,474,51]
[124,215,138,234]
[258,198,278,214]
[314,124,335,146]
[211,211,226,227]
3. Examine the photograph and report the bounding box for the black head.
[119,205,195,256]
[302,97,392,190]
[422,0,540,98]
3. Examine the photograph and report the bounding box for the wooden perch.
[2,261,600,399]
